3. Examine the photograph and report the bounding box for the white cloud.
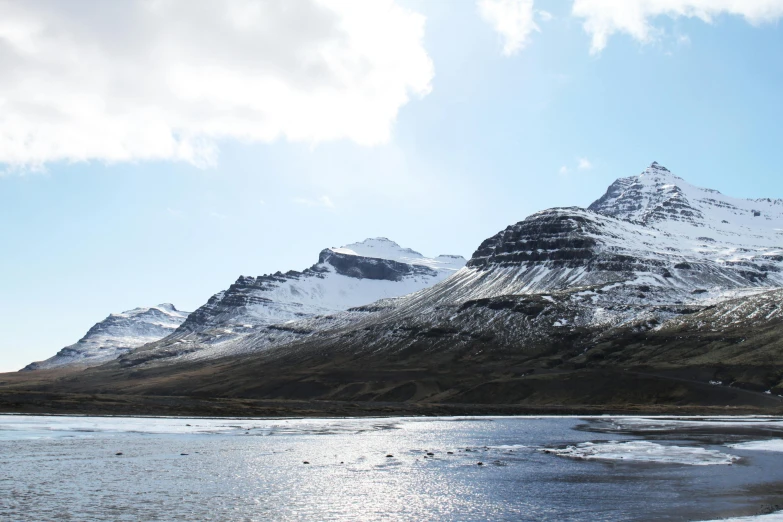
[537,10,554,22]
[293,195,335,209]
[478,0,539,56]
[319,195,335,208]
[572,0,783,54]
[560,158,593,174]
[0,0,433,168]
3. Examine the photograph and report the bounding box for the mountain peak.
[589,163,783,236]
[333,237,424,260]
[648,161,669,172]
[326,237,465,272]
[589,163,698,225]
[121,303,185,318]
[361,237,398,244]
[23,302,190,371]
[640,161,680,182]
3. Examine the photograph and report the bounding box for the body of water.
[2,415,783,521]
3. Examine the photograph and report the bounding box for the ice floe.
[588,416,783,433]
[0,414,402,439]
[727,439,783,452]
[541,440,739,465]
[697,511,783,521]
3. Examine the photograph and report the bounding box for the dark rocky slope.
[4,287,783,413]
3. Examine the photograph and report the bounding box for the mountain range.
[24,238,465,369]
[8,162,783,414]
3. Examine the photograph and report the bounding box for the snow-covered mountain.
[189,163,783,358]
[179,237,464,334]
[590,162,783,229]
[117,238,466,364]
[23,304,190,371]
[402,162,783,323]
[115,161,783,371]
[390,162,783,311]
[14,162,783,409]
[150,161,781,403]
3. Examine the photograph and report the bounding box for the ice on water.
[542,440,739,466]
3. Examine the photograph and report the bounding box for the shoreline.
[2,390,781,419]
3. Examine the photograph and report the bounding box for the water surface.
[2,415,783,521]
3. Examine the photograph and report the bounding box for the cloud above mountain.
[572,0,783,53]
[0,0,433,168]
[477,0,783,55]
[477,0,540,56]
[2,0,781,170]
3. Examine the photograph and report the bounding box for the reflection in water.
[2,415,783,521]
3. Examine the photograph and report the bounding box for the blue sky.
[1,0,782,371]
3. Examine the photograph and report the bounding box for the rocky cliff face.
[23,304,189,371]
[319,249,439,281]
